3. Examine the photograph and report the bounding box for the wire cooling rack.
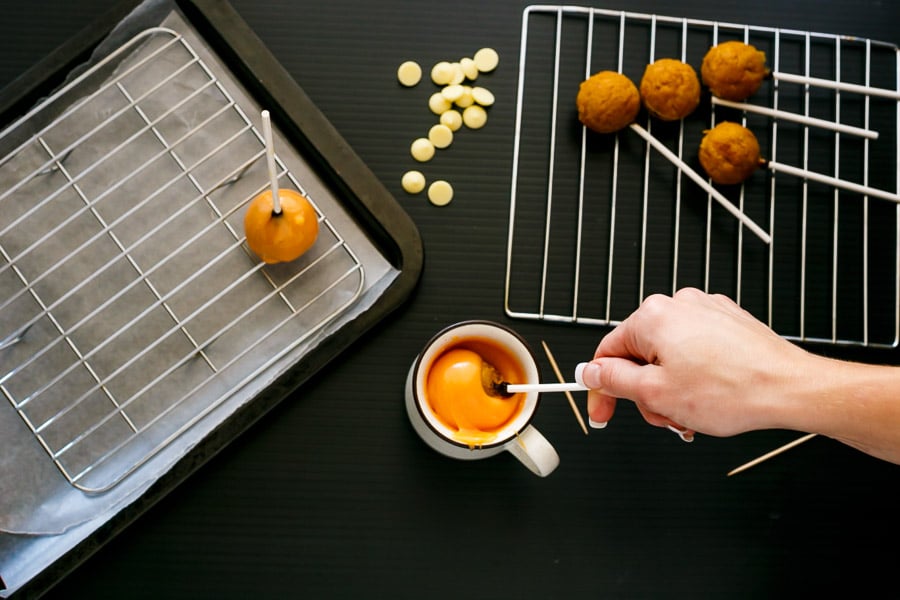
[505,5,900,348]
[0,27,365,493]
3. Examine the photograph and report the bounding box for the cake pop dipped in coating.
[244,188,319,264]
[701,41,769,101]
[639,58,702,121]
[698,121,765,185]
[576,70,641,133]
[244,110,320,264]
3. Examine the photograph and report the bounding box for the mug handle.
[504,425,560,477]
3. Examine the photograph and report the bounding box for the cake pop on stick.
[576,70,771,244]
[702,40,900,102]
[701,41,769,102]
[698,121,766,185]
[639,58,701,122]
[244,110,319,264]
[576,70,641,133]
[630,122,770,243]
[699,121,900,204]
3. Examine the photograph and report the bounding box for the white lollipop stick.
[261,110,281,214]
[628,123,772,245]
[502,361,592,395]
[503,382,588,394]
[711,97,879,140]
[772,71,900,101]
[766,161,900,203]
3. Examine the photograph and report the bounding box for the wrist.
[774,353,900,456]
[760,347,836,433]
[749,345,900,464]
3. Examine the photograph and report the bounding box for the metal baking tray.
[0,0,421,596]
[505,5,899,352]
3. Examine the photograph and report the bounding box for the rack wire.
[505,5,900,348]
[0,27,365,493]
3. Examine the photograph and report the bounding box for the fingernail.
[589,418,608,429]
[667,425,694,443]
[576,361,601,388]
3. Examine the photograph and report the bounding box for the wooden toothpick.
[727,433,817,476]
[541,340,589,435]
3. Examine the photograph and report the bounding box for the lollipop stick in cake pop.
[765,160,900,203]
[711,96,879,140]
[771,71,900,101]
[702,41,900,102]
[261,109,281,214]
[628,123,771,244]
[243,110,319,264]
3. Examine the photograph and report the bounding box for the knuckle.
[674,286,704,301]
[709,292,734,306]
[634,293,674,329]
[638,293,670,317]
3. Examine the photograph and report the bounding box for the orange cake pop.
[244,110,319,264]
[639,58,701,121]
[701,41,769,101]
[244,188,318,264]
[576,70,641,133]
[698,121,765,185]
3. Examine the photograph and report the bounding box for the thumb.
[578,357,652,402]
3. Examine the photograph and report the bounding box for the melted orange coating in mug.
[425,339,527,447]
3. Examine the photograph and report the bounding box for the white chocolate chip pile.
[396,48,499,206]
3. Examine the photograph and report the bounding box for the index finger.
[595,295,670,364]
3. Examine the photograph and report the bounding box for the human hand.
[578,287,814,439]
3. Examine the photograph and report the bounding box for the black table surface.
[3,0,900,598]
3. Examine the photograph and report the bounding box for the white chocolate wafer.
[428,92,452,115]
[411,138,435,162]
[473,47,499,72]
[428,124,454,149]
[463,105,488,129]
[440,109,463,131]
[428,180,454,206]
[397,61,422,86]
[401,170,426,194]
[460,57,479,81]
[431,61,455,85]
[472,86,495,106]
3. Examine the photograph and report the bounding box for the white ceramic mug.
[404,321,559,477]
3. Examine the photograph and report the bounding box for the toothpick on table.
[261,110,281,215]
[541,340,589,435]
[727,433,818,477]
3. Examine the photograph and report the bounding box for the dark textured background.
[2,0,900,597]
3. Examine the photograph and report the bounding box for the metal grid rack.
[0,27,365,493]
[505,5,900,348]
